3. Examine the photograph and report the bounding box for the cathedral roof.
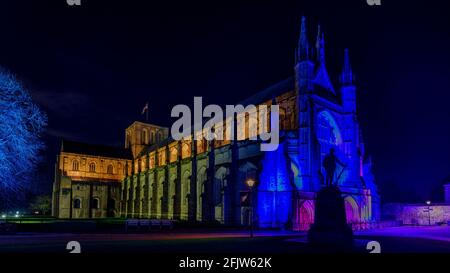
[239,77,295,106]
[135,137,174,158]
[61,139,132,159]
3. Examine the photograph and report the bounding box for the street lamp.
[246,178,256,188]
[425,201,433,226]
[245,178,256,238]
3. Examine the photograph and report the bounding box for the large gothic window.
[316,111,341,146]
[316,111,343,173]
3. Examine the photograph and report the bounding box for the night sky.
[1,0,449,204]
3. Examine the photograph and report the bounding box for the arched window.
[92,198,100,209]
[181,141,191,159]
[107,164,114,174]
[150,131,155,144]
[72,160,79,171]
[89,162,96,173]
[142,129,148,144]
[73,198,82,209]
[170,146,178,162]
[158,132,163,142]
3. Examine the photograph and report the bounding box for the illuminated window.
[107,164,113,174]
[142,129,148,144]
[150,131,155,143]
[170,146,178,162]
[196,131,207,154]
[223,117,232,145]
[150,154,155,169]
[72,160,79,171]
[237,112,246,140]
[89,162,96,173]
[141,157,146,171]
[181,140,191,159]
[248,112,258,140]
[158,149,166,166]
[279,107,287,130]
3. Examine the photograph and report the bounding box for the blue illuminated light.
[257,142,293,228]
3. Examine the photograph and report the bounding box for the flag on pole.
[141,102,149,115]
[141,102,149,122]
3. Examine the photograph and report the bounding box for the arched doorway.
[295,200,314,231]
[214,166,228,223]
[197,167,207,222]
[180,170,190,220]
[344,196,360,226]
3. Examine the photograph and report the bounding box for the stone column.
[189,139,197,222]
[122,162,129,217]
[144,155,150,218]
[174,141,182,220]
[135,161,141,218]
[151,151,158,218]
[226,112,239,225]
[88,183,93,218]
[204,138,216,223]
[128,161,135,218]
[162,146,170,218]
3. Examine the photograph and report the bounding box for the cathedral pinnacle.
[340,48,354,86]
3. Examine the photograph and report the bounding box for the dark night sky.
[1,0,449,203]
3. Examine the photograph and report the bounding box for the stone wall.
[383,203,450,225]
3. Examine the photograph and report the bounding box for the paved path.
[0,226,449,253]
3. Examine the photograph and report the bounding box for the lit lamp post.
[425,200,433,226]
[245,178,256,238]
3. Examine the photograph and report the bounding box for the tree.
[30,195,52,215]
[0,67,47,209]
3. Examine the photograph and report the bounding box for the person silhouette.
[322,148,346,187]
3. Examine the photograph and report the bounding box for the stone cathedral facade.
[52,17,380,230]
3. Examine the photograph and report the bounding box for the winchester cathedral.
[52,17,380,230]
